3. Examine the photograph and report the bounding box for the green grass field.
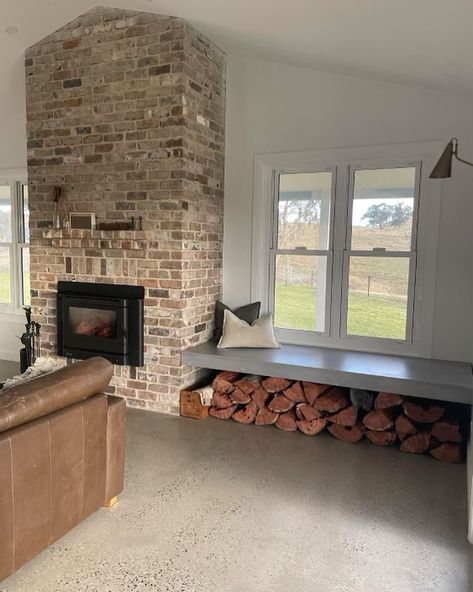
[0,271,30,305]
[275,284,407,340]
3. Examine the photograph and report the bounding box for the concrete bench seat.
[182,342,473,405]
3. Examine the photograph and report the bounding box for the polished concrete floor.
[2,409,472,592]
[0,359,19,383]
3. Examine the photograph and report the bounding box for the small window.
[272,171,334,333]
[0,179,30,311]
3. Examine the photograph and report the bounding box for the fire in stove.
[70,307,117,339]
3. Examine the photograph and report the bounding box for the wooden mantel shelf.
[182,342,473,405]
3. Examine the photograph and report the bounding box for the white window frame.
[0,169,28,318]
[251,142,443,357]
[269,166,337,342]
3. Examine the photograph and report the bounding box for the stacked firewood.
[208,372,467,463]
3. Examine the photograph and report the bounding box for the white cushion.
[217,310,280,349]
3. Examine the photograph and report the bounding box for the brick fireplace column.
[24,7,225,413]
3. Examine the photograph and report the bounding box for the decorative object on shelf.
[130,216,143,230]
[70,212,96,229]
[18,306,41,373]
[98,216,143,231]
[429,137,473,178]
[52,186,62,228]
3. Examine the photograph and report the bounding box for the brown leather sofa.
[0,356,126,582]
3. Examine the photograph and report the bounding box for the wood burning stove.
[57,281,144,366]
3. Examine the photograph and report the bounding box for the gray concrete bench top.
[182,342,473,405]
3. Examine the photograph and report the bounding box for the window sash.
[340,251,417,344]
[339,163,421,344]
[269,167,337,337]
[0,179,29,312]
[345,164,421,253]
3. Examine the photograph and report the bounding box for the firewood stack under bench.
[207,371,467,463]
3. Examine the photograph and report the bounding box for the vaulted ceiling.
[1,0,472,93]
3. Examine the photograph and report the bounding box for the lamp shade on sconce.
[429,140,455,178]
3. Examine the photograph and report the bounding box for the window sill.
[274,328,429,358]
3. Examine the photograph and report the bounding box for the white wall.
[0,56,27,361]
[224,55,473,362]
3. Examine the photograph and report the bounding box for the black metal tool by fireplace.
[57,281,144,366]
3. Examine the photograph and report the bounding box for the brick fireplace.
[24,7,225,413]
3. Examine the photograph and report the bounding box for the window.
[252,143,442,356]
[0,178,30,312]
[342,167,417,342]
[272,171,334,333]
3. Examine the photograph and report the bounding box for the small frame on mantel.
[70,212,96,230]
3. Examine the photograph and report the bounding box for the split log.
[284,381,306,403]
[251,386,270,409]
[365,430,397,447]
[395,414,417,441]
[275,409,298,432]
[230,386,252,405]
[327,422,365,443]
[297,418,327,436]
[431,419,462,443]
[403,400,444,424]
[261,376,292,393]
[268,394,294,413]
[400,431,430,454]
[212,371,240,393]
[430,442,462,463]
[314,388,348,413]
[232,401,258,424]
[295,403,322,421]
[362,409,394,432]
[212,391,234,409]
[255,405,279,426]
[209,405,237,420]
[235,375,260,396]
[302,382,330,405]
[374,392,403,409]
[327,405,357,427]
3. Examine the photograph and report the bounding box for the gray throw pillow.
[213,300,261,342]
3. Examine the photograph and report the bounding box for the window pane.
[21,247,30,305]
[22,184,30,243]
[278,172,332,250]
[274,254,328,331]
[0,246,11,303]
[0,185,12,242]
[347,256,410,340]
[351,167,415,251]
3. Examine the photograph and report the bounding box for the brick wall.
[24,7,225,413]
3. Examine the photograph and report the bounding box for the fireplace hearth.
[57,281,144,366]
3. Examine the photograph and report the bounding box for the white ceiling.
[1,0,473,93]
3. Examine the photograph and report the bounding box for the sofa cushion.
[0,357,113,434]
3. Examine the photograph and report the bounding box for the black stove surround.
[57,281,144,366]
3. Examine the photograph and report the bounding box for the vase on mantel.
[53,204,61,229]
